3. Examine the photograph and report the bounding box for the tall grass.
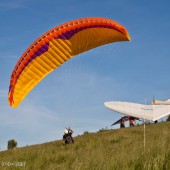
[0,122,170,170]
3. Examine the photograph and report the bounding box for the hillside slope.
[1,122,170,170]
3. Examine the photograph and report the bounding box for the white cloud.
[0,53,19,59]
[0,89,7,98]
[0,0,26,10]
[0,100,63,149]
[2,102,60,130]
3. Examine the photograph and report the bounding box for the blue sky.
[0,0,170,150]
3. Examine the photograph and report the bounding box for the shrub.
[83,131,89,135]
[7,139,17,150]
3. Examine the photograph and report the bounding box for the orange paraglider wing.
[8,17,130,108]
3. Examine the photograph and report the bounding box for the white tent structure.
[104,99,170,121]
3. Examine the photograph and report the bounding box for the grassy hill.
[1,122,170,170]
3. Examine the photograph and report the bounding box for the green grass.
[0,122,170,170]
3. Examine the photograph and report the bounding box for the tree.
[7,139,17,150]
[167,115,170,122]
[83,131,89,135]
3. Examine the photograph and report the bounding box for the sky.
[0,0,170,150]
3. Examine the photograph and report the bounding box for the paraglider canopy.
[8,17,130,108]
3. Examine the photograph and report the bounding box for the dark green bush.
[7,139,17,150]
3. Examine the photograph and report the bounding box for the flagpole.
[144,99,146,152]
